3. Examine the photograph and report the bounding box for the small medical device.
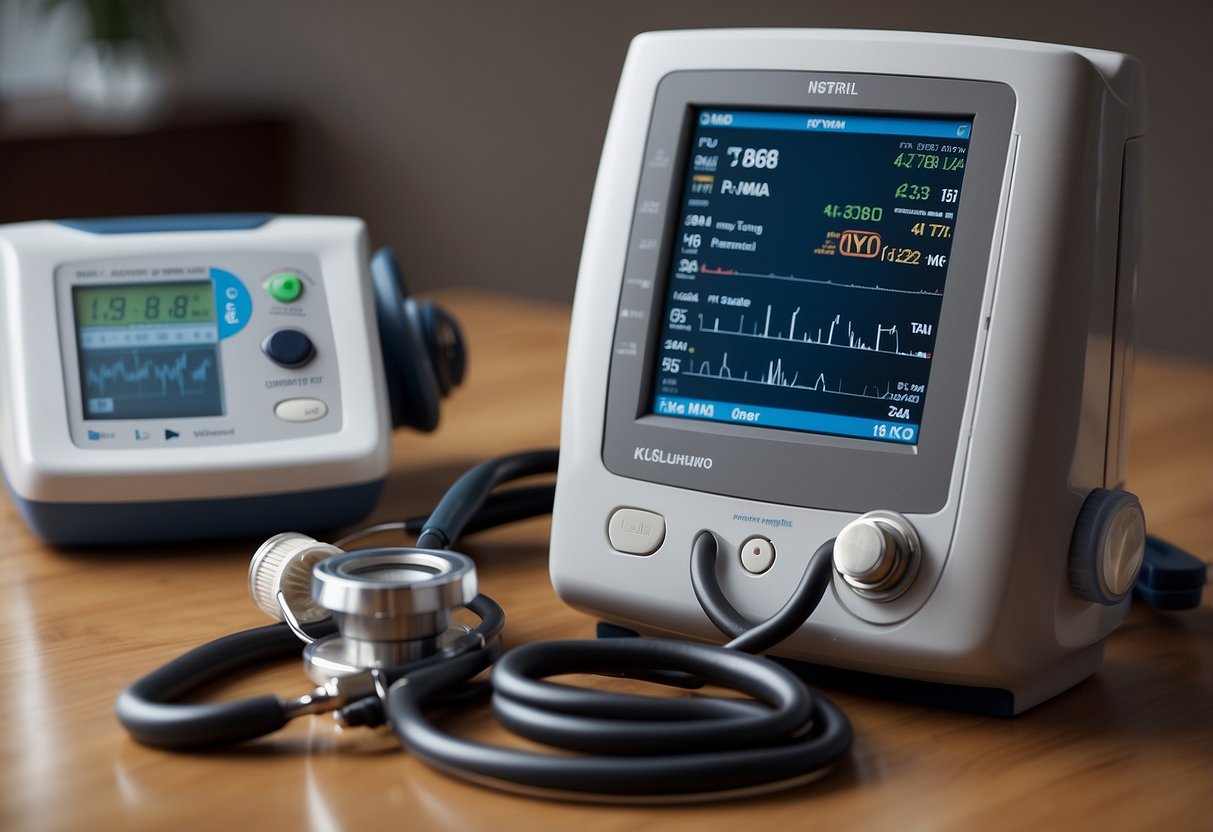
[550,29,1147,713]
[0,215,464,545]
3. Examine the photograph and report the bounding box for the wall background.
[3,0,1210,358]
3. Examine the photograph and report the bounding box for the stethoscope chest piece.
[304,548,479,682]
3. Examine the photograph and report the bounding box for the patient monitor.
[550,29,1144,714]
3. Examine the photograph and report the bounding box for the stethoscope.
[116,449,855,803]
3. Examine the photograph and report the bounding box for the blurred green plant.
[36,0,177,51]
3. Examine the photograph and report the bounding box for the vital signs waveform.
[697,305,931,359]
[683,351,921,403]
[85,348,216,400]
[696,264,943,297]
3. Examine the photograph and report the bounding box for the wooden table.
[2,291,1210,830]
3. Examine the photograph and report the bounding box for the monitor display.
[73,281,224,420]
[649,108,973,445]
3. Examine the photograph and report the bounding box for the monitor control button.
[607,508,666,555]
[834,510,921,601]
[1069,488,1146,605]
[740,536,775,574]
[265,271,304,303]
[262,328,315,368]
[275,398,329,422]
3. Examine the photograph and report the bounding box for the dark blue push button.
[262,329,315,368]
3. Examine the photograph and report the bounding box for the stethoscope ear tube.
[115,620,336,749]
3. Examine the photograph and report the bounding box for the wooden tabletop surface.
[2,290,1210,831]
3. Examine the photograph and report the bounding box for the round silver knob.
[833,510,921,601]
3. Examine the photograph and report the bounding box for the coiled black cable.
[381,525,852,801]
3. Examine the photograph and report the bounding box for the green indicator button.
[265,271,304,303]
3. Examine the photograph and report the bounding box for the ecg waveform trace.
[85,348,216,400]
[698,305,930,359]
[696,263,943,297]
[683,351,919,403]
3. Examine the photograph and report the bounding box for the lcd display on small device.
[649,108,972,445]
[72,281,224,420]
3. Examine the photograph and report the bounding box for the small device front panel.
[603,70,1015,514]
[55,252,345,449]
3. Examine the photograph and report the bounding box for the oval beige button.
[275,398,329,422]
[607,508,665,555]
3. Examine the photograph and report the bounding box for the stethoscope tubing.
[386,637,853,798]
[116,619,336,749]
[115,449,854,801]
[116,594,506,750]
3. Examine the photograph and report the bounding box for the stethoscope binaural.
[116,450,854,802]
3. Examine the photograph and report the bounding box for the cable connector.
[1135,535,1208,610]
[281,669,384,721]
[336,693,390,728]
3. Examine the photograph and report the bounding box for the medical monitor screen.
[72,281,224,420]
[649,108,973,445]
